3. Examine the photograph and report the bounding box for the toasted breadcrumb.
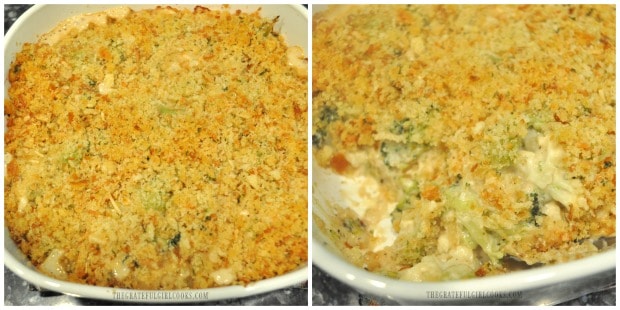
[6,6,307,289]
[313,5,614,281]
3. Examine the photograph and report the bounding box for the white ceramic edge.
[312,136,615,303]
[310,3,615,303]
[4,4,308,303]
[314,225,615,303]
[6,231,307,303]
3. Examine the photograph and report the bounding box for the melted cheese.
[211,268,236,285]
[40,249,67,279]
[340,174,397,252]
[17,196,28,214]
[112,256,130,280]
[98,73,115,95]
[515,135,585,209]
[286,46,308,78]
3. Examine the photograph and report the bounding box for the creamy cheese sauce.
[515,134,585,210]
[340,174,397,252]
[40,249,67,279]
[210,268,236,285]
[313,4,614,282]
[112,255,131,280]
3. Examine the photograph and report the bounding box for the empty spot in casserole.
[313,4,614,281]
[340,174,397,252]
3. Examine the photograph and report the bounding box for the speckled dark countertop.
[3,4,308,306]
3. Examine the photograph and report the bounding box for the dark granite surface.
[4,4,32,34]
[4,4,308,306]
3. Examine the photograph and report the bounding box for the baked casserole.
[5,6,307,289]
[312,5,615,281]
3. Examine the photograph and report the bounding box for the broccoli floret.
[380,141,427,169]
[529,192,543,227]
[390,118,413,135]
[444,185,504,263]
[313,105,338,149]
[319,105,339,123]
[168,233,181,247]
[312,128,327,148]
[530,193,541,216]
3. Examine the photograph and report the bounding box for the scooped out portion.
[312,4,615,281]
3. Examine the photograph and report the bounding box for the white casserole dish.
[313,161,615,305]
[311,4,615,305]
[4,4,308,303]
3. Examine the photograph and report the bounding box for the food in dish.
[5,5,308,289]
[312,5,614,281]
